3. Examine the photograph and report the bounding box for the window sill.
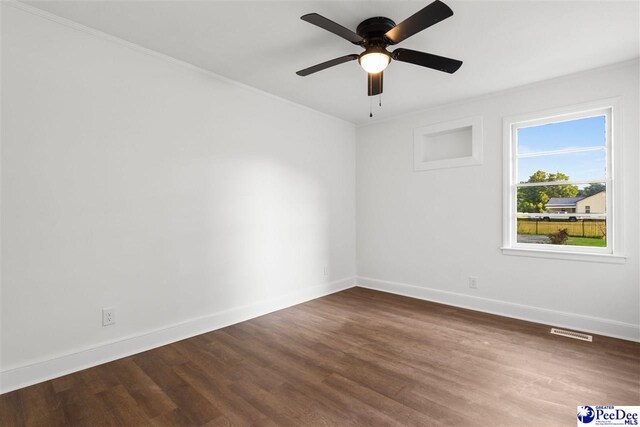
[501,247,626,264]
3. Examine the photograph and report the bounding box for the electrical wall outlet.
[102,307,116,326]
[468,277,478,289]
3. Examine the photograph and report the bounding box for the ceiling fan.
[296,0,462,99]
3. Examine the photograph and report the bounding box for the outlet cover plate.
[102,307,116,326]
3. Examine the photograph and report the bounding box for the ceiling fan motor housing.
[356,17,396,48]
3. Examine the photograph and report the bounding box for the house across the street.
[545,191,605,214]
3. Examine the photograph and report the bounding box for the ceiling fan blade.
[296,54,359,76]
[301,13,364,44]
[392,48,462,73]
[368,72,383,96]
[385,0,453,44]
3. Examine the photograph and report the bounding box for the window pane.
[517,115,606,154]
[516,183,607,248]
[517,149,606,183]
[516,183,606,215]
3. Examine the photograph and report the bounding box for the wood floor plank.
[109,358,178,419]
[201,415,234,427]
[2,287,638,426]
[18,381,65,427]
[173,362,276,427]
[56,381,121,427]
[79,365,121,395]
[132,353,221,426]
[276,371,403,427]
[97,384,154,426]
[150,408,198,427]
[0,391,25,427]
[322,373,440,427]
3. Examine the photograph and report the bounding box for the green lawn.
[566,237,606,247]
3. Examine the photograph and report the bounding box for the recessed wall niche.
[413,116,483,171]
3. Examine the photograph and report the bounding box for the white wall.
[357,61,639,340]
[1,4,356,391]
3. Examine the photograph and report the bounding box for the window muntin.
[508,108,612,254]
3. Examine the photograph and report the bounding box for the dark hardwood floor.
[2,287,639,426]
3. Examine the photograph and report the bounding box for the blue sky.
[517,115,606,182]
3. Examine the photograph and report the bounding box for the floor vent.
[550,328,592,342]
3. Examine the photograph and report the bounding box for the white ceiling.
[22,1,640,124]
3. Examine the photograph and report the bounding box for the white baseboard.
[0,277,355,394]
[357,276,639,342]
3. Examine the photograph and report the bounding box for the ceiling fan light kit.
[296,0,463,116]
[359,51,390,74]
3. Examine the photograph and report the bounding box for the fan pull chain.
[369,96,373,118]
[379,94,382,107]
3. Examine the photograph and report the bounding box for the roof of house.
[546,197,585,207]
[546,191,605,207]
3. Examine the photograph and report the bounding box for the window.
[502,100,625,263]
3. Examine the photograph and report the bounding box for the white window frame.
[502,99,626,264]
